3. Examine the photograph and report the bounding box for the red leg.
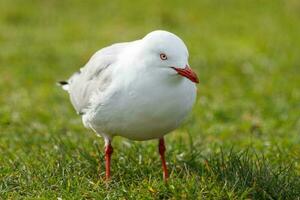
[105,142,113,180]
[159,138,168,181]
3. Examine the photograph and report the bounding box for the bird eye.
[160,53,168,60]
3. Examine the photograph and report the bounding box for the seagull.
[58,30,199,181]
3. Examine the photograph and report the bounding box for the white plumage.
[60,30,197,141]
[59,30,199,180]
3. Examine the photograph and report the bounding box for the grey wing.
[61,42,129,115]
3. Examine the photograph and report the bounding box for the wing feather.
[64,42,129,114]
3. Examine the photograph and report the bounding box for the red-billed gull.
[58,30,199,181]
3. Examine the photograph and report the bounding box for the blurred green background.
[0,0,299,199]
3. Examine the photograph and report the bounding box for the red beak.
[171,65,199,83]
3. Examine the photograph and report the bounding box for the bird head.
[140,30,199,84]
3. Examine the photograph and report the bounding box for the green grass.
[1,0,300,199]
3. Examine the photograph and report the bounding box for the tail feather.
[57,81,69,91]
[57,70,81,92]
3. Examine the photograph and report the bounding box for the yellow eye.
[160,53,168,60]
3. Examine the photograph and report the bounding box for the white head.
[139,30,199,83]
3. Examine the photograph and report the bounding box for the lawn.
[0,0,300,199]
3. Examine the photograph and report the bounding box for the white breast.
[84,67,197,141]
